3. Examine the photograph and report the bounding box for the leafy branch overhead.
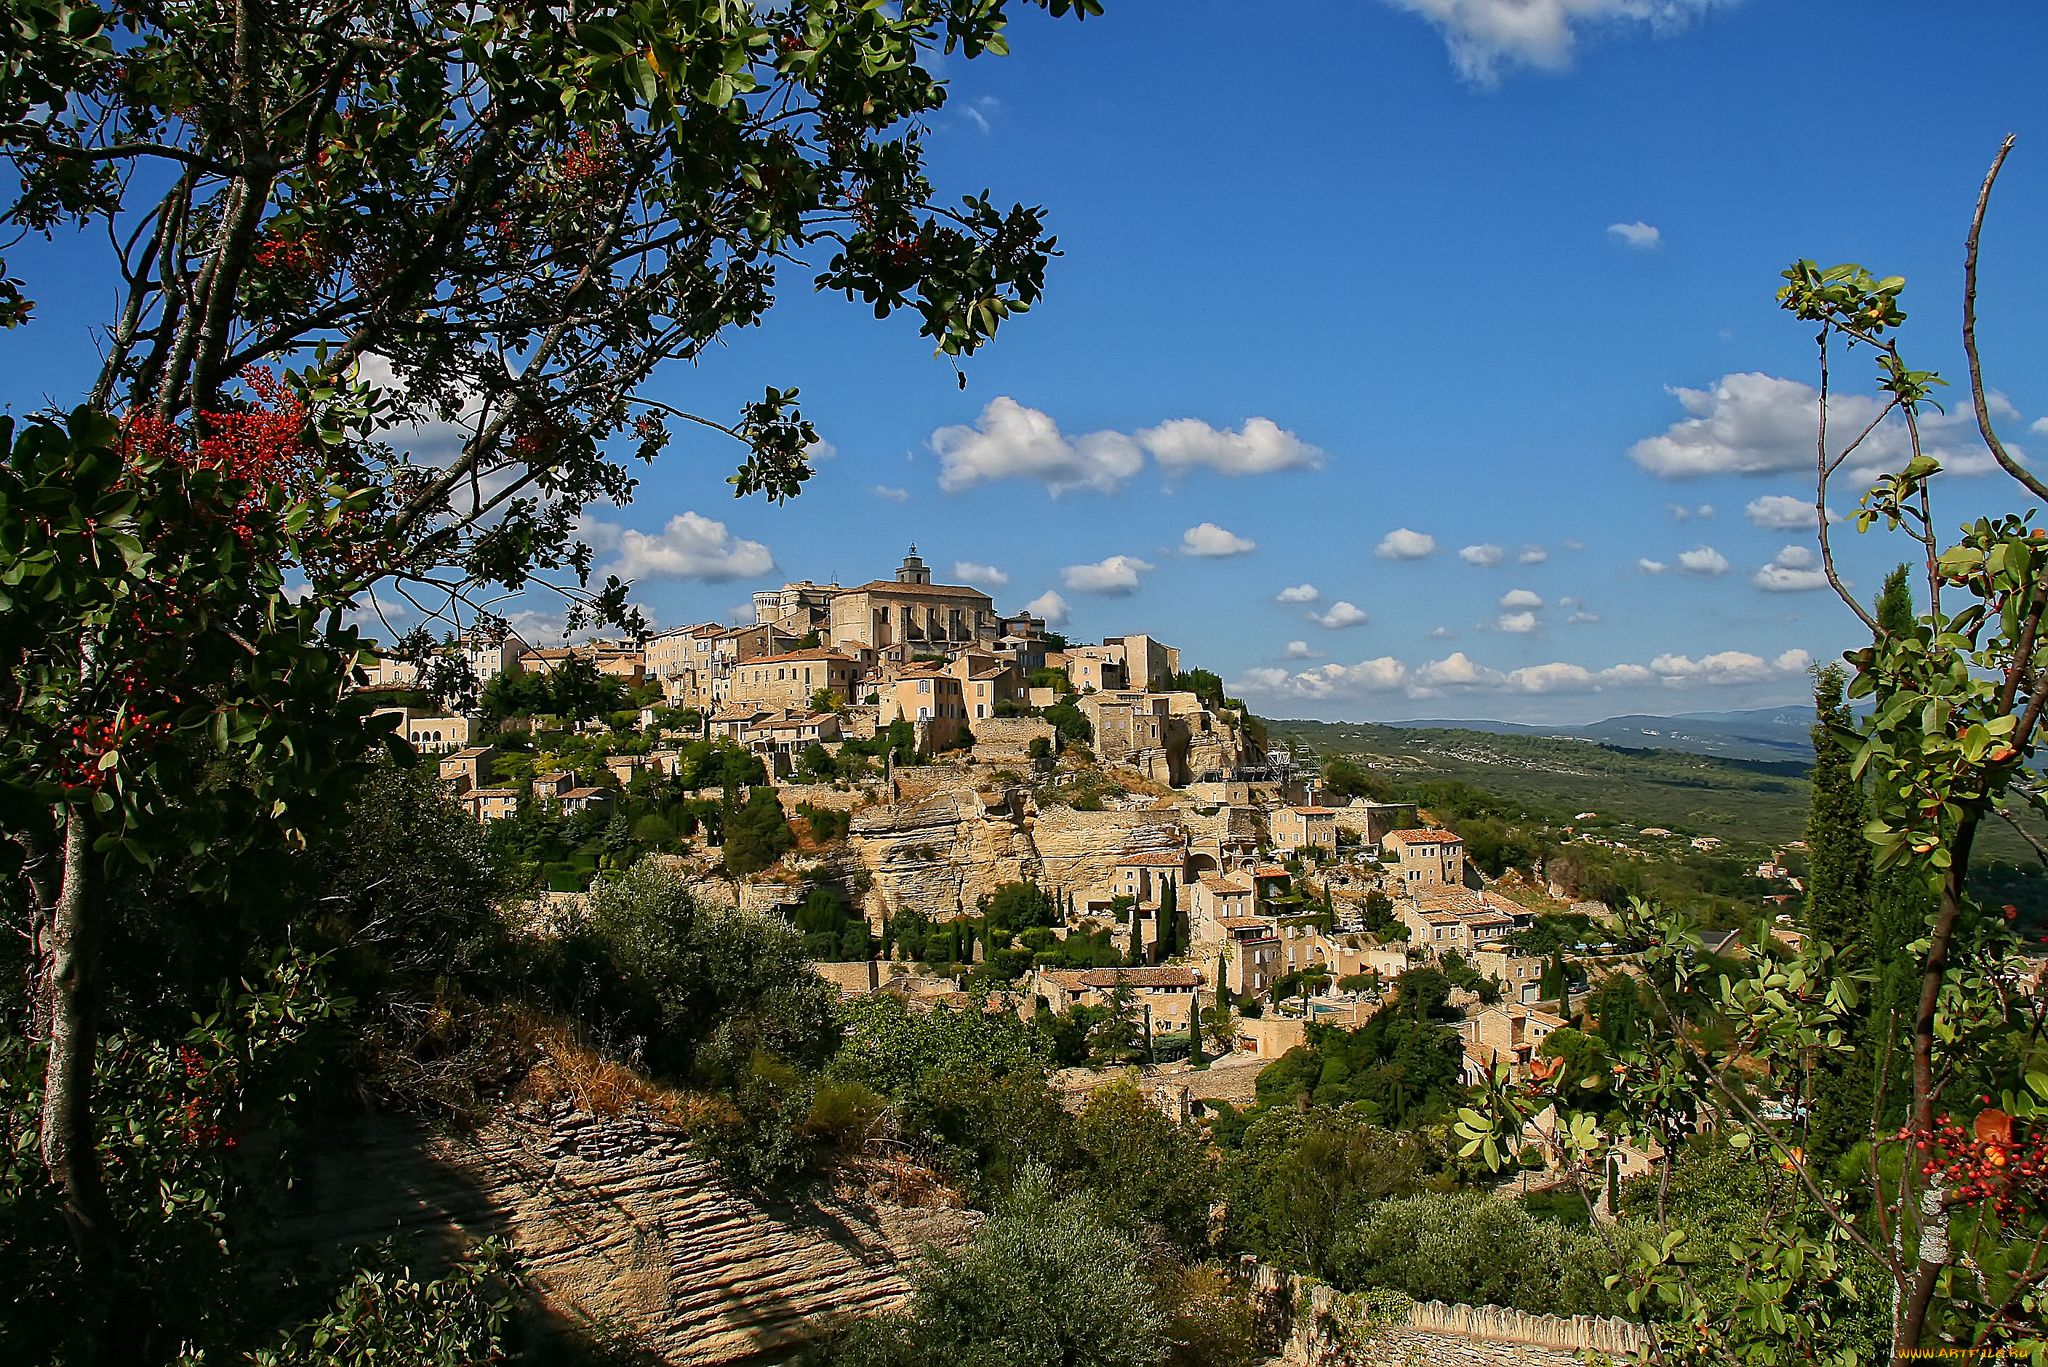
[0,0,1098,632]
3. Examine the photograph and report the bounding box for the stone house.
[1270,806,1338,853]
[1059,645,1129,692]
[1187,872,1257,941]
[1026,965,1203,1033]
[1110,848,1186,911]
[1383,827,1466,887]
[643,622,724,707]
[603,754,642,787]
[880,664,967,752]
[742,710,843,771]
[1400,907,1474,955]
[462,787,520,822]
[1471,947,1550,1005]
[1467,1006,1569,1083]
[376,708,474,755]
[1329,799,1420,846]
[438,745,497,794]
[1218,920,1283,996]
[533,769,575,801]
[827,549,997,654]
[726,648,863,712]
[559,787,612,816]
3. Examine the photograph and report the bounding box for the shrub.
[1324,1191,1628,1317]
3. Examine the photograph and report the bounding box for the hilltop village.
[361,548,1625,1095]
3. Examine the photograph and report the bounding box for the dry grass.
[506,1008,689,1121]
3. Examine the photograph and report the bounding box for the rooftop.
[1385,827,1463,846]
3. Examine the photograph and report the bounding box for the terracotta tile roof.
[467,787,518,798]
[1036,970,1092,992]
[845,580,993,599]
[746,648,858,665]
[1199,874,1251,894]
[1251,864,1290,878]
[1219,916,1277,932]
[1116,850,1187,867]
[1285,806,1338,816]
[1385,827,1463,845]
[1078,966,1200,989]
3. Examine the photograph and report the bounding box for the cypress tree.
[1804,664,1871,960]
[1216,955,1230,1009]
[1159,880,1179,961]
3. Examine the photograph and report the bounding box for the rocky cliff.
[274,1104,974,1364]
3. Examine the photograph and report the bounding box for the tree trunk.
[38,804,148,1362]
[1893,816,1978,1352]
[11,817,61,1041]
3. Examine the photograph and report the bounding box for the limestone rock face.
[275,1107,974,1365]
[849,783,1038,920]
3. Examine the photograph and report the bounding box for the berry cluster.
[1904,1106,2046,1218]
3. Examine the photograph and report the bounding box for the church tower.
[895,544,932,585]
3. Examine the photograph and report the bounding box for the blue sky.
[7,0,2048,723]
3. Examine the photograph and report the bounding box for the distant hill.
[1392,705,1816,765]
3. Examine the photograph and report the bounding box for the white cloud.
[1752,544,1829,593]
[932,396,1145,495]
[953,560,1010,589]
[806,439,838,462]
[1743,493,1836,529]
[1500,589,1544,610]
[1676,545,1729,577]
[1061,555,1155,595]
[1024,590,1070,626]
[1566,610,1601,624]
[1375,528,1439,560]
[872,484,911,502]
[1665,502,1714,522]
[1180,522,1258,557]
[1564,538,1586,551]
[1638,558,1667,574]
[1139,416,1326,478]
[1383,0,1726,87]
[1496,611,1539,633]
[1648,649,1808,686]
[1311,601,1372,629]
[1233,656,1410,701]
[1237,639,1814,702]
[1275,583,1321,604]
[961,94,998,134]
[1428,626,1458,639]
[582,512,775,582]
[2033,417,2048,436]
[1518,544,1550,564]
[1608,220,1662,250]
[1460,543,1507,567]
[1629,372,2024,481]
[1285,640,1323,660]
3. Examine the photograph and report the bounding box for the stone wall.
[273,1106,976,1365]
[969,716,1056,759]
[774,783,871,814]
[1237,1261,1653,1367]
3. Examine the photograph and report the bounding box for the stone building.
[1383,826,1466,887]
[726,648,863,712]
[878,662,967,753]
[1270,805,1338,853]
[827,549,997,654]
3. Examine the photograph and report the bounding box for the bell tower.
[896,544,932,585]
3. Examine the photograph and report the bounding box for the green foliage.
[566,861,840,1085]
[722,786,793,875]
[1319,756,1393,804]
[1168,668,1224,708]
[1325,1191,1630,1318]
[1252,1007,1463,1128]
[825,1170,1167,1367]
[1072,1080,1217,1251]
[1220,1109,1429,1276]
[1043,699,1094,747]
[480,658,626,725]
[240,1241,525,1367]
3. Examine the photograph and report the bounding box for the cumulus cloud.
[1236,639,1813,702]
[1382,0,1725,87]
[1275,583,1321,604]
[582,512,775,582]
[1139,416,1326,477]
[1666,502,1714,521]
[1285,640,1323,660]
[1180,522,1258,557]
[1518,544,1550,564]
[1024,590,1070,626]
[1628,373,2025,481]
[1567,610,1601,624]
[1638,558,1667,574]
[1499,589,1544,610]
[1428,626,1458,639]
[1742,493,1839,530]
[953,560,1010,589]
[1375,528,1438,560]
[1062,555,1154,595]
[1676,545,1730,577]
[871,484,911,503]
[1752,544,1829,593]
[1496,611,1540,633]
[1311,601,1371,629]
[1460,543,1507,567]
[1608,221,1664,250]
[933,396,1144,495]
